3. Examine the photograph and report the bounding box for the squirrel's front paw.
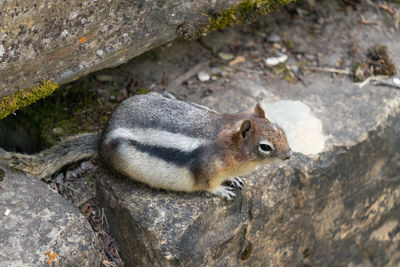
[226,177,244,189]
[209,185,237,200]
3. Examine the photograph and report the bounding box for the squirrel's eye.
[259,144,272,152]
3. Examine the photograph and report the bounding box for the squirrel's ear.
[254,103,266,118]
[240,119,253,138]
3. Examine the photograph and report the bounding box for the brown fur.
[203,104,291,190]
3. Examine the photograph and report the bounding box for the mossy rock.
[0,0,294,120]
[0,81,58,120]
[205,0,293,32]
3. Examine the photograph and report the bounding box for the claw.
[226,177,244,189]
[209,185,237,200]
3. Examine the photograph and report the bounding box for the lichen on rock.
[204,0,294,32]
[0,80,58,119]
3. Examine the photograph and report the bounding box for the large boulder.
[94,72,400,265]
[0,0,292,119]
[90,2,400,262]
[0,164,102,266]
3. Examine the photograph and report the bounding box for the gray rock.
[0,0,282,99]
[267,32,281,43]
[90,71,400,266]
[96,175,250,266]
[197,71,211,82]
[0,165,101,266]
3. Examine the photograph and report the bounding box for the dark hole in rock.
[0,114,42,153]
[240,239,253,261]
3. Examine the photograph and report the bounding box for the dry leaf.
[379,4,394,15]
[228,56,245,66]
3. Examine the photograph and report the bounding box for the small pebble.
[197,71,210,82]
[218,52,234,61]
[273,43,282,49]
[4,208,11,216]
[55,173,64,183]
[0,44,4,58]
[265,54,288,67]
[65,171,72,180]
[393,77,400,85]
[267,33,281,43]
[210,67,222,75]
[305,54,316,61]
[80,161,93,170]
[52,127,63,134]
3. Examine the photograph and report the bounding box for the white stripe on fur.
[115,143,196,191]
[105,127,206,152]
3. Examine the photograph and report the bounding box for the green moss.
[284,40,294,49]
[0,80,58,120]
[352,45,396,82]
[0,76,117,151]
[204,0,294,32]
[271,63,296,83]
[135,87,150,95]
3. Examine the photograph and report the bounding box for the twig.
[166,61,209,90]
[359,15,380,25]
[102,207,110,233]
[76,196,94,207]
[359,19,380,25]
[356,75,390,88]
[52,180,79,193]
[307,67,351,75]
[379,4,394,15]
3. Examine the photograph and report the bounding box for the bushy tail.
[0,133,101,179]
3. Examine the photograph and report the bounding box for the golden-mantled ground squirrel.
[0,93,291,199]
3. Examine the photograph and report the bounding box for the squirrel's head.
[234,104,291,163]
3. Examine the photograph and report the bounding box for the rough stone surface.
[2,1,400,266]
[86,2,400,265]
[94,74,400,265]
[97,174,251,266]
[0,164,101,266]
[0,0,287,100]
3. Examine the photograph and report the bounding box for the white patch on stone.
[61,30,69,37]
[0,44,4,58]
[261,100,326,155]
[4,208,11,216]
[69,11,78,19]
[60,70,74,80]
[96,50,104,56]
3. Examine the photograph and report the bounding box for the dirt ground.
[1,0,399,266]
